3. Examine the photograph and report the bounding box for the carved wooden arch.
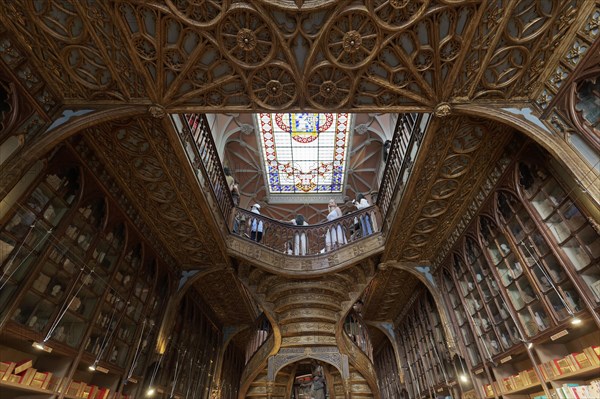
[20,105,150,162]
[154,265,278,354]
[267,348,349,381]
[453,104,600,205]
[379,261,458,355]
[364,320,404,388]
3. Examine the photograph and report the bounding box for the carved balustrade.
[182,113,234,222]
[344,310,373,362]
[231,205,381,256]
[377,113,427,227]
[244,313,273,365]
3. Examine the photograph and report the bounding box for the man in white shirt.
[354,194,373,237]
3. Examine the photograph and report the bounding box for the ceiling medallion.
[320,81,338,98]
[237,28,257,51]
[343,31,363,53]
[266,80,283,97]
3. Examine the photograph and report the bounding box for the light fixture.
[526,342,534,349]
[570,317,582,326]
[32,341,52,352]
[146,387,156,397]
[88,363,97,371]
[457,355,469,384]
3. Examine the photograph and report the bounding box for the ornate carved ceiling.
[0,0,596,346]
[80,116,228,269]
[382,115,514,263]
[0,0,590,112]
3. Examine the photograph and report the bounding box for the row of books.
[0,360,57,390]
[539,346,600,379]
[483,368,541,396]
[531,380,600,399]
[66,380,110,399]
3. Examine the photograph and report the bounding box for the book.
[40,372,53,390]
[95,387,111,399]
[555,357,572,374]
[17,367,37,385]
[29,371,49,389]
[67,381,84,397]
[0,362,16,381]
[14,359,33,375]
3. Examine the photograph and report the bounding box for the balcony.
[171,112,427,269]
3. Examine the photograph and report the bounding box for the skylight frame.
[257,113,352,200]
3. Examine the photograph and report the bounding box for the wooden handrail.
[244,314,272,365]
[344,310,374,361]
[183,114,234,223]
[231,205,380,256]
[177,113,383,257]
[376,113,426,227]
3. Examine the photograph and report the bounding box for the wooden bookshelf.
[550,364,600,381]
[437,153,600,399]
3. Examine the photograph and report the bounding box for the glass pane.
[546,213,571,242]
[562,237,591,270]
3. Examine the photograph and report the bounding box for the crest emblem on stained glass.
[258,113,350,194]
[275,113,333,144]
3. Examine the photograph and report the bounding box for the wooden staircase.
[238,261,380,399]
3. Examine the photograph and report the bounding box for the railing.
[176,113,383,257]
[182,113,234,222]
[377,113,428,226]
[244,314,272,364]
[231,205,380,256]
[344,310,373,361]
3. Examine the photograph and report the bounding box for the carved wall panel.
[83,117,226,269]
[384,116,513,262]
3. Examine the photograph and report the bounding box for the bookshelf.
[518,161,600,307]
[437,152,600,399]
[396,289,457,399]
[0,145,180,399]
[0,166,80,324]
[444,261,483,367]
[0,335,72,398]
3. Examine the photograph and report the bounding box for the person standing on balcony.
[224,167,240,206]
[354,193,373,237]
[325,199,346,251]
[250,203,263,242]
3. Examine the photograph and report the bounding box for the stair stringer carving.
[335,262,380,399]
[240,334,276,394]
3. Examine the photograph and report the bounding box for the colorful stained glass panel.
[258,113,350,194]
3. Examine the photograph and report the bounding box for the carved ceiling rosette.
[218,5,277,68]
[306,63,352,109]
[249,62,298,109]
[323,6,380,69]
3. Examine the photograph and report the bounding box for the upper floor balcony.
[170,111,429,269]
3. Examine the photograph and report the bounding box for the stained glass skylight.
[258,113,351,194]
